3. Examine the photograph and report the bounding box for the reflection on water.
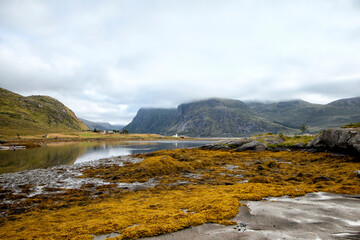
[0,141,214,173]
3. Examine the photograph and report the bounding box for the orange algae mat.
[0,149,359,239]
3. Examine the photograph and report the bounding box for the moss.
[341,122,360,128]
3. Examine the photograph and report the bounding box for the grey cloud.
[1,0,360,124]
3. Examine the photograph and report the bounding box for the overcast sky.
[1,0,360,124]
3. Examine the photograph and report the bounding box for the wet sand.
[142,192,360,240]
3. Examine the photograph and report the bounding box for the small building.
[172,133,178,138]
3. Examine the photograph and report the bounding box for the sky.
[1,0,360,125]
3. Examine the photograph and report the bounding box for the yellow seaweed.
[0,149,359,239]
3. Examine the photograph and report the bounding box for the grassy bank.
[0,132,199,147]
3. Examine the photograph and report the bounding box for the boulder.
[292,143,305,148]
[199,144,231,150]
[212,145,232,150]
[235,141,267,151]
[308,128,360,154]
[226,138,252,148]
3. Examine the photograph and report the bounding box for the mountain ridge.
[125,97,360,137]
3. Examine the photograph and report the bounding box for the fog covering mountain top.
[125,97,360,137]
[79,118,124,131]
[1,1,360,125]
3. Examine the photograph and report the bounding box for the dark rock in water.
[235,141,267,151]
[308,128,360,155]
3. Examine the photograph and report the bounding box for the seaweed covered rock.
[308,128,360,155]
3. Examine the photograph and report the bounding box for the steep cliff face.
[0,88,88,136]
[125,108,177,134]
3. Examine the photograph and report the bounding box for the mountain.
[125,98,294,137]
[124,108,177,134]
[79,118,124,131]
[0,88,88,137]
[247,97,360,132]
[125,97,360,137]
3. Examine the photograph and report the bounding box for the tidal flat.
[0,148,359,239]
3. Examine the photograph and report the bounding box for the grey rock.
[293,143,305,148]
[226,138,252,148]
[235,141,267,151]
[199,144,231,150]
[212,145,232,150]
[308,128,360,154]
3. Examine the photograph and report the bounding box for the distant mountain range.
[0,88,88,136]
[79,118,124,131]
[125,97,360,137]
[1,86,359,138]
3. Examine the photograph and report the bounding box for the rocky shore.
[201,128,360,158]
[0,128,359,239]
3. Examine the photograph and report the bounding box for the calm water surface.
[0,141,215,174]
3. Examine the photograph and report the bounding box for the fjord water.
[0,141,215,174]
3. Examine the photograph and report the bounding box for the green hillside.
[0,88,88,137]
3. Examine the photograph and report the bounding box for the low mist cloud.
[1,0,360,124]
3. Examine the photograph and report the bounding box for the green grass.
[0,88,88,138]
[342,122,360,128]
[267,134,315,148]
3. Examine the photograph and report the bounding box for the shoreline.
[0,135,216,149]
[142,192,360,240]
[1,147,359,239]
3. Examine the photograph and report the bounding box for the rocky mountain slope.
[125,98,294,137]
[125,108,177,134]
[0,88,88,137]
[125,97,360,137]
